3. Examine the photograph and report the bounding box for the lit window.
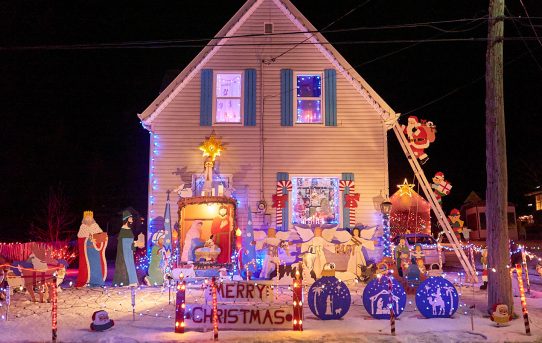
[536,194,542,211]
[291,177,340,225]
[215,73,242,124]
[295,73,322,124]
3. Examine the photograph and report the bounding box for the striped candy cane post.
[388,275,395,336]
[276,180,292,230]
[522,246,531,293]
[339,180,356,228]
[515,264,531,336]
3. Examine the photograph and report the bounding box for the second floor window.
[295,73,323,124]
[536,194,542,211]
[215,72,242,124]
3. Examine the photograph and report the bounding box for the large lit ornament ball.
[415,277,459,318]
[308,265,351,320]
[362,275,407,319]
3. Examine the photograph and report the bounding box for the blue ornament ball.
[362,276,407,319]
[308,276,351,320]
[415,277,459,318]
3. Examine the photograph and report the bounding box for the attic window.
[264,22,274,34]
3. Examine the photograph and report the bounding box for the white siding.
[146,0,388,258]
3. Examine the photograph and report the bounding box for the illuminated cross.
[198,132,224,162]
[397,179,415,197]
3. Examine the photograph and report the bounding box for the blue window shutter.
[324,69,337,126]
[341,173,354,228]
[244,69,257,126]
[200,69,213,126]
[280,69,293,126]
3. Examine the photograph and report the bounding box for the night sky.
[1,1,541,241]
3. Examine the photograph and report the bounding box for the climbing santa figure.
[210,205,232,263]
[402,116,436,164]
[76,211,108,287]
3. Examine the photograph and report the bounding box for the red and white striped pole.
[51,275,58,343]
[521,246,531,294]
[292,267,303,331]
[211,277,218,341]
[515,264,531,336]
[174,281,186,333]
[388,274,395,336]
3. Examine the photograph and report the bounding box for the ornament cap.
[321,263,336,277]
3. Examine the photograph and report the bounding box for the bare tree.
[485,0,513,313]
[30,186,76,243]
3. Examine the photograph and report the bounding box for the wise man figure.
[76,211,108,287]
[113,210,144,287]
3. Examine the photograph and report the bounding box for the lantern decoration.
[362,275,406,320]
[380,199,392,258]
[292,267,304,330]
[415,277,459,318]
[174,281,186,333]
[308,264,351,320]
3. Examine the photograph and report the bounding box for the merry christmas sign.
[185,304,293,330]
[205,281,274,303]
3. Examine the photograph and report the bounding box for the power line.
[506,7,542,74]
[518,0,542,48]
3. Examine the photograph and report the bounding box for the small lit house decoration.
[177,133,236,267]
[389,180,431,236]
[415,277,459,318]
[362,275,407,320]
[308,264,351,320]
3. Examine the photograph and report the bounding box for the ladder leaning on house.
[389,118,478,283]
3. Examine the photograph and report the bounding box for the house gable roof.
[138,0,397,126]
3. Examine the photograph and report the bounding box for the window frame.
[536,194,542,211]
[293,71,325,126]
[212,71,244,126]
[289,174,342,227]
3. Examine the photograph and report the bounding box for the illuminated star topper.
[199,132,224,162]
[397,178,415,197]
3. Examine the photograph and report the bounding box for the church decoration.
[415,277,459,318]
[362,275,407,320]
[308,264,351,320]
[389,183,431,236]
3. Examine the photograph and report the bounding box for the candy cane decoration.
[339,180,357,227]
[51,275,58,343]
[292,268,303,331]
[521,246,531,293]
[515,264,531,336]
[276,180,292,229]
[174,281,186,333]
[212,277,218,341]
[388,275,395,336]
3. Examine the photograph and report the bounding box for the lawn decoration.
[490,304,512,326]
[308,264,351,320]
[362,275,407,319]
[254,227,292,279]
[113,210,145,287]
[144,230,168,286]
[401,116,436,164]
[90,310,115,331]
[448,209,464,241]
[431,172,452,204]
[76,210,107,288]
[415,277,459,318]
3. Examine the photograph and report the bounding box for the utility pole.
[485,0,513,313]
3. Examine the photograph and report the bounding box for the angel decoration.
[253,227,293,279]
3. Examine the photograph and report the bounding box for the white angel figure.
[254,228,291,279]
[343,226,378,276]
[296,226,340,279]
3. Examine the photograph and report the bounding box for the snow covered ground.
[2,272,542,343]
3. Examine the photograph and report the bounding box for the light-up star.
[397,178,415,197]
[198,132,224,162]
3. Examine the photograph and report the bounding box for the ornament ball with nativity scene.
[415,277,459,318]
[362,275,407,320]
[308,263,351,320]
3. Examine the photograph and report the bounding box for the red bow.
[344,193,360,208]
[272,194,288,209]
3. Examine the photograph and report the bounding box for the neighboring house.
[522,186,542,236]
[460,191,518,241]
[138,0,396,260]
